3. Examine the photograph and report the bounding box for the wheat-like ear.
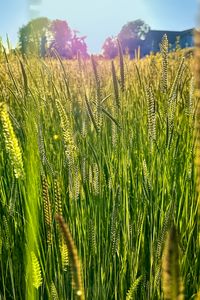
[19,59,28,95]
[111,60,120,109]
[81,156,86,184]
[168,57,185,108]
[55,99,77,166]
[152,201,174,289]
[53,179,69,270]
[55,215,85,300]
[146,86,156,146]
[111,188,120,255]
[31,251,43,289]
[60,237,69,271]
[42,175,52,245]
[0,103,24,179]
[56,99,79,199]
[126,275,143,300]
[167,57,185,148]
[91,55,102,130]
[92,163,99,195]
[3,215,10,250]
[84,95,99,133]
[50,281,59,300]
[160,34,169,93]
[38,123,54,175]
[88,219,96,257]
[142,159,151,194]
[74,164,80,201]
[117,39,125,92]
[162,225,184,300]
[54,178,62,217]
[187,76,194,118]
[156,201,175,263]
[91,55,102,102]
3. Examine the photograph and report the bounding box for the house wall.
[138,29,194,57]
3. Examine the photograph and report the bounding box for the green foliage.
[18,17,50,56]
[50,20,73,58]
[118,19,150,41]
[18,18,89,58]
[118,19,150,55]
[102,37,118,59]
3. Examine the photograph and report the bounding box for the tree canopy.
[118,19,150,56]
[18,18,89,58]
[18,17,50,56]
[102,19,150,59]
[118,19,150,42]
[102,37,118,59]
[18,18,151,59]
[49,20,72,58]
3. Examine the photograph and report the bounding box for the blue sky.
[0,0,198,53]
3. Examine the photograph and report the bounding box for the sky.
[0,0,198,53]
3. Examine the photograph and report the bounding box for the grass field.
[0,38,199,299]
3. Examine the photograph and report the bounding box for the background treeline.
[15,18,150,58]
[18,17,89,58]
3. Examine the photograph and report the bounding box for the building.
[141,28,194,56]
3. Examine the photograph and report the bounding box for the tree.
[102,37,118,59]
[71,31,88,58]
[49,20,72,58]
[118,19,150,57]
[18,17,50,56]
[18,18,89,59]
[18,25,31,55]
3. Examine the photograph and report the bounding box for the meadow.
[0,37,199,299]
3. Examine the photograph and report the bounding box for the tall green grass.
[0,42,199,299]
